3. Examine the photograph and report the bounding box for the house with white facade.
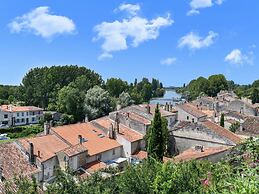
[0,105,43,127]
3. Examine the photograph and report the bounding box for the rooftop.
[242,117,259,135]
[93,117,144,142]
[201,120,242,144]
[52,122,122,156]
[0,143,39,180]
[174,146,230,162]
[18,134,70,162]
[0,105,43,113]
[176,103,207,118]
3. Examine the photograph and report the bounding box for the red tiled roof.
[94,117,144,142]
[201,120,242,144]
[85,161,107,174]
[62,144,87,157]
[18,135,70,162]
[177,103,207,118]
[0,105,43,112]
[0,143,39,180]
[52,123,122,156]
[174,146,230,162]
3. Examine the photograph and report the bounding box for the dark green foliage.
[57,85,85,121]
[106,78,128,98]
[251,88,259,104]
[0,125,43,139]
[21,65,103,108]
[220,113,224,127]
[147,104,168,161]
[177,74,229,100]
[60,114,75,125]
[229,122,240,133]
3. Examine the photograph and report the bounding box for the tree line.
[177,74,259,103]
[0,65,165,122]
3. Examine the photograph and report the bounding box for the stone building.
[175,103,207,123]
[171,120,242,153]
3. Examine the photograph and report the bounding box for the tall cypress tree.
[220,113,225,127]
[147,104,168,161]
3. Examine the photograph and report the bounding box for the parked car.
[0,133,10,140]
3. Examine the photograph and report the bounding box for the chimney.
[0,163,3,181]
[29,142,35,164]
[115,112,120,134]
[78,135,83,144]
[195,145,204,152]
[146,104,151,114]
[44,122,50,135]
[38,150,41,158]
[108,123,116,139]
[169,102,172,112]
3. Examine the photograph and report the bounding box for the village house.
[171,120,242,153]
[241,116,259,136]
[175,103,207,123]
[0,105,43,127]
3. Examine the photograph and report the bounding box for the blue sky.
[0,0,258,86]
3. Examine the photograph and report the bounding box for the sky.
[0,0,258,87]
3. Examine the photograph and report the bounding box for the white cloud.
[225,49,254,65]
[178,31,218,50]
[187,0,224,16]
[117,3,140,16]
[98,53,113,61]
[94,4,173,59]
[160,57,177,66]
[9,6,75,39]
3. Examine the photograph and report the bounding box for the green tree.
[147,104,168,161]
[251,88,259,104]
[229,122,240,133]
[220,113,225,127]
[57,86,85,121]
[106,78,128,98]
[84,86,114,120]
[208,74,228,96]
[118,92,134,109]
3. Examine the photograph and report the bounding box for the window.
[21,112,24,117]
[32,117,35,122]
[187,116,189,120]
[16,119,20,123]
[21,118,25,123]
[112,149,115,155]
[4,114,8,119]
[192,118,195,123]
[17,113,20,117]
[26,112,29,116]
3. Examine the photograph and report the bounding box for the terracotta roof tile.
[0,105,43,112]
[18,135,70,162]
[85,161,107,174]
[177,103,207,118]
[93,117,144,142]
[52,123,122,156]
[201,120,242,144]
[0,143,39,180]
[174,146,230,162]
[62,144,87,157]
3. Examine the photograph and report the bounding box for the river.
[150,89,183,105]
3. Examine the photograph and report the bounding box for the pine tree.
[147,104,168,161]
[220,113,225,127]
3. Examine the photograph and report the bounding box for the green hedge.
[0,125,43,139]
